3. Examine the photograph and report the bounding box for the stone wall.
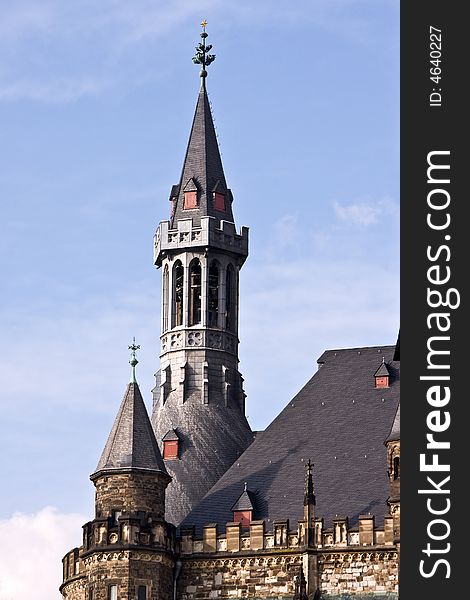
[177,550,398,600]
[61,550,175,600]
[178,554,303,600]
[93,472,168,521]
[319,551,398,598]
[177,517,399,599]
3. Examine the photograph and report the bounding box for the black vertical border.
[401,2,465,598]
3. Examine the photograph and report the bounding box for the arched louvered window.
[162,265,169,332]
[393,456,400,480]
[189,259,202,326]
[172,261,184,327]
[208,261,220,327]
[225,264,236,332]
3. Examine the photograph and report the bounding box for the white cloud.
[270,213,299,249]
[0,507,85,600]
[333,197,399,226]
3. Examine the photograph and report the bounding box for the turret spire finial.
[192,20,216,86]
[128,337,140,383]
[304,459,316,506]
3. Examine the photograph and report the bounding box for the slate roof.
[92,382,167,478]
[170,83,235,228]
[152,397,254,527]
[182,345,400,533]
[385,404,400,442]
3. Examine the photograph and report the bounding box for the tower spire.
[168,22,234,229]
[151,25,251,526]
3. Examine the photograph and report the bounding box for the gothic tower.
[151,26,253,526]
[61,346,176,600]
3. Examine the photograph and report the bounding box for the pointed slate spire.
[91,338,167,479]
[92,381,168,478]
[92,344,167,479]
[170,25,234,227]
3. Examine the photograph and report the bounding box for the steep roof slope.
[152,399,254,527]
[182,345,399,533]
[93,382,167,476]
[170,84,235,228]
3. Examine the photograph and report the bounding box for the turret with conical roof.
[60,345,176,600]
[152,24,253,527]
[91,340,170,520]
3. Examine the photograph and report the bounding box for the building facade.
[60,27,400,600]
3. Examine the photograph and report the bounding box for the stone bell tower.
[151,24,253,526]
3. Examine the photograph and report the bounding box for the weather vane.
[128,337,140,383]
[192,20,216,84]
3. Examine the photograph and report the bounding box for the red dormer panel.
[375,376,389,389]
[163,440,179,459]
[233,510,252,527]
[184,191,198,209]
[213,192,225,212]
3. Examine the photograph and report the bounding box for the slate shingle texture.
[170,84,235,228]
[181,345,400,534]
[93,382,167,476]
[153,398,254,527]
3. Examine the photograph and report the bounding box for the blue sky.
[0,1,399,597]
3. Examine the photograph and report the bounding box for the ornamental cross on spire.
[128,337,140,383]
[192,20,216,82]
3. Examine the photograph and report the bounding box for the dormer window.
[184,191,198,209]
[231,483,254,527]
[183,178,198,210]
[375,376,389,388]
[233,510,251,527]
[213,192,225,212]
[374,358,390,388]
[162,430,180,460]
[212,180,226,212]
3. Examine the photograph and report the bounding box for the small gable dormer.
[183,178,199,210]
[212,180,226,212]
[162,429,180,460]
[231,483,254,527]
[374,358,390,388]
